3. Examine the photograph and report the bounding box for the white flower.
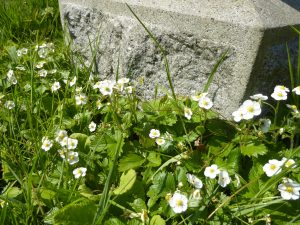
[191,92,207,101]
[240,100,261,120]
[149,129,160,139]
[292,86,300,95]
[41,137,53,151]
[169,192,188,214]
[279,128,284,134]
[38,69,48,77]
[66,151,79,165]
[58,148,68,159]
[73,167,87,179]
[186,173,203,189]
[70,76,77,87]
[263,159,283,177]
[16,66,26,71]
[278,178,300,200]
[250,94,268,101]
[75,87,83,93]
[260,119,271,133]
[51,81,61,92]
[232,109,243,122]
[218,170,231,188]
[7,70,17,85]
[286,104,299,114]
[274,85,290,93]
[35,61,46,69]
[199,96,213,110]
[89,121,97,132]
[281,157,296,168]
[75,93,87,105]
[204,164,220,179]
[155,138,165,146]
[67,138,78,150]
[118,78,130,84]
[4,101,15,109]
[125,86,133,94]
[184,107,193,120]
[55,130,68,145]
[271,87,288,101]
[96,80,115,96]
[191,189,201,200]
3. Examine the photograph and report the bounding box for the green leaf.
[53,199,97,225]
[114,169,137,195]
[150,215,166,225]
[240,143,268,157]
[147,152,162,167]
[104,218,125,225]
[118,154,145,172]
[130,198,147,212]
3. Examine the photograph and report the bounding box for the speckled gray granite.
[58,0,300,117]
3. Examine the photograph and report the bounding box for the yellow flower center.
[247,106,254,113]
[286,186,294,193]
[270,164,277,170]
[176,199,184,207]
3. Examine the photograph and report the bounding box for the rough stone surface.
[58,0,300,117]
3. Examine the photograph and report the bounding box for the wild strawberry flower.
[191,189,201,200]
[186,173,203,189]
[149,129,160,139]
[232,109,243,122]
[184,107,193,120]
[117,78,130,84]
[204,164,220,179]
[218,170,231,187]
[168,192,188,214]
[35,61,46,69]
[58,148,68,159]
[94,80,116,96]
[250,94,268,101]
[263,159,283,177]
[125,86,133,94]
[75,93,87,105]
[155,138,166,146]
[17,48,28,57]
[286,104,299,114]
[260,119,271,133]
[73,167,87,179]
[89,121,97,132]
[240,100,261,120]
[281,157,296,168]
[51,81,61,92]
[199,96,213,110]
[55,130,68,146]
[275,85,290,93]
[278,178,300,200]
[69,76,77,87]
[66,138,78,150]
[66,151,79,165]
[38,69,48,77]
[7,69,17,85]
[5,101,15,110]
[292,86,300,95]
[41,137,53,151]
[271,85,289,101]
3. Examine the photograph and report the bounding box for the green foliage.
[0,2,300,225]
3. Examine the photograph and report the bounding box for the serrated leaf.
[147,152,162,167]
[240,143,268,157]
[118,154,145,172]
[130,198,147,212]
[53,199,97,225]
[114,169,137,195]
[150,215,166,225]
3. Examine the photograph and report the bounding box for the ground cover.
[0,1,299,224]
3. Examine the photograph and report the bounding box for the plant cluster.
[0,39,299,225]
[0,2,300,225]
